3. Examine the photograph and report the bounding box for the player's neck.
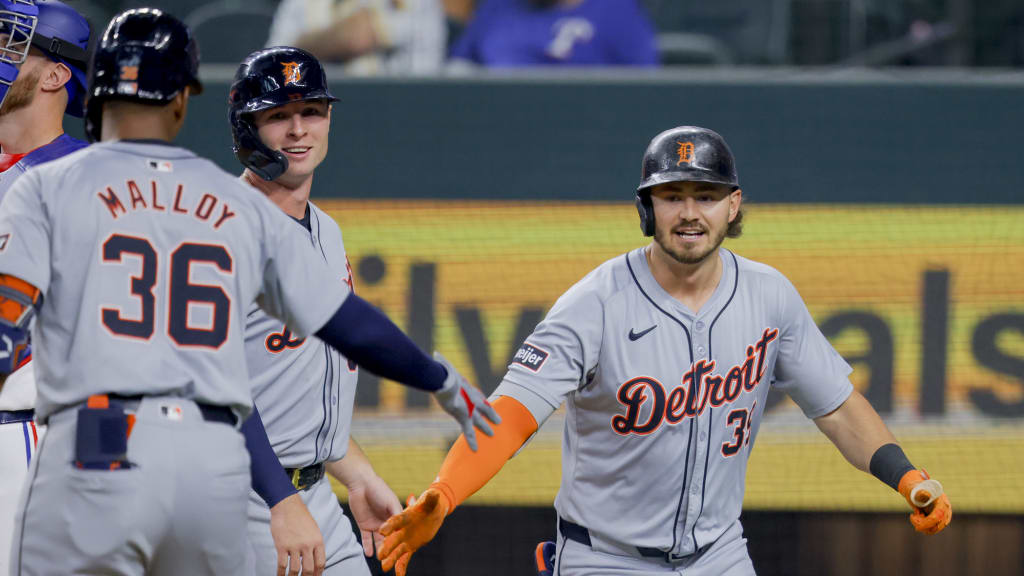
[242,169,313,220]
[0,106,64,154]
[646,244,723,313]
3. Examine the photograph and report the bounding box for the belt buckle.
[667,552,688,563]
[290,468,308,491]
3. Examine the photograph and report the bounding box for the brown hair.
[726,207,744,238]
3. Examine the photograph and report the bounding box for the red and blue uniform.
[0,133,87,201]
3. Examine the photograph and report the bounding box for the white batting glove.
[431,352,501,451]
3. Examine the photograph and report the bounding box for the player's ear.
[39,61,73,93]
[728,188,743,222]
[166,88,190,138]
[172,87,190,120]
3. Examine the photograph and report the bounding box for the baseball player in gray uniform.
[0,2,91,573]
[228,46,403,576]
[0,9,496,576]
[375,126,952,576]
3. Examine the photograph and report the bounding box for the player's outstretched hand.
[431,352,501,451]
[269,493,326,576]
[898,470,952,535]
[348,473,403,557]
[378,488,450,576]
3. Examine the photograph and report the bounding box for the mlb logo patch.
[147,159,173,172]
[160,404,184,421]
[513,342,549,372]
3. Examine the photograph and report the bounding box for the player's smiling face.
[253,98,331,186]
[649,181,741,265]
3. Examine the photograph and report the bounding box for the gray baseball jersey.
[495,247,852,560]
[244,201,357,468]
[242,201,364,575]
[0,140,350,422]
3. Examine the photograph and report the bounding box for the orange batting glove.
[377,488,450,576]
[898,470,952,535]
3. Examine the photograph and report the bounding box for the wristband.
[869,443,915,491]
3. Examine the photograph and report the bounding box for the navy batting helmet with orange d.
[635,126,740,237]
[228,46,338,181]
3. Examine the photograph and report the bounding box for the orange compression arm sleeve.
[430,395,539,513]
[0,274,40,326]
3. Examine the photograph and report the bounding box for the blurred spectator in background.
[449,0,658,67]
[267,0,446,74]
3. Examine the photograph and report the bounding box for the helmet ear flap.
[231,111,288,181]
[636,192,655,237]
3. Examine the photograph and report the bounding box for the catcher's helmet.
[635,126,740,237]
[0,0,91,116]
[228,46,338,181]
[84,8,202,142]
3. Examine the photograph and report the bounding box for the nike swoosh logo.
[628,325,657,341]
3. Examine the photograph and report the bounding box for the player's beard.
[0,67,39,117]
[653,219,728,265]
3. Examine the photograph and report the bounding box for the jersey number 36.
[100,233,232,349]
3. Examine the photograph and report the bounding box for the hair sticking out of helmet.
[228,46,338,181]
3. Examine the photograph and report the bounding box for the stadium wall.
[173,68,1024,203]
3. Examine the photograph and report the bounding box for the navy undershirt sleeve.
[242,404,297,508]
[315,294,446,391]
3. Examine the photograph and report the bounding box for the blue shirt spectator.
[450,0,658,67]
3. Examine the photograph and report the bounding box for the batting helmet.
[228,46,338,181]
[635,126,740,237]
[84,8,202,142]
[0,0,91,116]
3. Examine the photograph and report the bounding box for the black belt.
[559,518,668,560]
[107,395,237,426]
[196,404,237,426]
[285,463,325,491]
[0,409,34,425]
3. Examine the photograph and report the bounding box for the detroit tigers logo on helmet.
[281,61,302,86]
[676,141,695,165]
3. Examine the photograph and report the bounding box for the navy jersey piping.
[310,206,329,262]
[326,348,341,456]
[689,249,740,550]
[312,344,332,465]
[625,252,694,556]
[554,534,568,576]
[288,202,336,466]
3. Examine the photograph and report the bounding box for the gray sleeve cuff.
[492,379,559,429]
[801,379,855,419]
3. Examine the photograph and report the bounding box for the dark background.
[69,72,1024,204]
